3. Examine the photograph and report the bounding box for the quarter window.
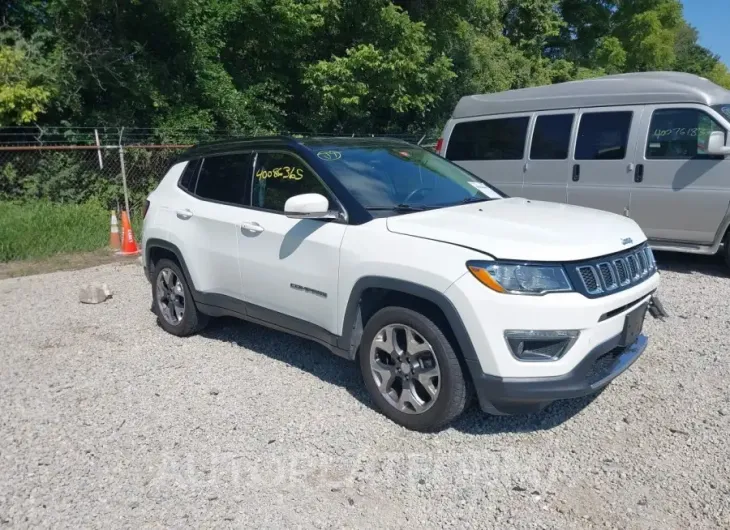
[446,117,529,161]
[194,154,251,206]
[530,114,574,160]
[575,111,633,160]
[178,159,200,192]
[252,152,330,212]
[646,108,727,159]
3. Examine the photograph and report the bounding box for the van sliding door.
[567,106,644,217]
[522,111,576,204]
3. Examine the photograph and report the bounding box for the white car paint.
[386,198,647,262]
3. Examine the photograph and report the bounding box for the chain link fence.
[0,127,440,216]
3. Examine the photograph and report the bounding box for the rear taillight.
[143,200,150,218]
[435,138,444,156]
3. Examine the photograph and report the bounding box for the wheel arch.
[145,239,197,293]
[338,277,478,364]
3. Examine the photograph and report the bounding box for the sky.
[682,0,729,65]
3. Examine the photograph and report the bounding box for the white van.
[438,71,730,267]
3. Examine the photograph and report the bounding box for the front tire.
[152,258,208,337]
[359,306,469,432]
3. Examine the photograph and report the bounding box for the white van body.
[439,72,730,264]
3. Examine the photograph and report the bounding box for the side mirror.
[706,131,730,156]
[284,193,337,220]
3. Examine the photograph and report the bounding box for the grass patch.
[0,200,112,262]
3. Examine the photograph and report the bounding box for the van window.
[575,111,633,160]
[195,154,251,206]
[530,114,574,160]
[647,108,727,159]
[446,117,529,161]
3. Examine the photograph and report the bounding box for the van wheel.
[724,233,730,269]
[152,258,208,336]
[359,306,469,432]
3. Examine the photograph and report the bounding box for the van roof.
[452,72,730,119]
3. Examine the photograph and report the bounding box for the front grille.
[569,244,657,298]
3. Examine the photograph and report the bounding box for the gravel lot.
[1,253,729,529]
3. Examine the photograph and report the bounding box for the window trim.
[575,110,634,161]
[528,113,576,161]
[645,107,728,161]
[445,114,532,161]
[249,149,349,223]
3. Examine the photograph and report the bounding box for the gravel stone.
[1,253,729,528]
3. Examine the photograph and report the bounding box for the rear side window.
[195,154,251,206]
[530,114,574,160]
[178,160,200,192]
[446,117,529,161]
[646,108,727,159]
[575,111,633,160]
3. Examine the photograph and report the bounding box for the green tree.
[0,30,56,125]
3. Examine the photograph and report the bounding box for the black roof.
[180,135,414,160]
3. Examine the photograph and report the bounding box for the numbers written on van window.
[651,128,699,138]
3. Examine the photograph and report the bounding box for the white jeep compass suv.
[142,136,664,432]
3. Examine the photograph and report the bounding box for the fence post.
[95,129,104,170]
[118,127,131,216]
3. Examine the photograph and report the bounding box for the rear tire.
[359,306,469,432]
[152,258,208,337]
[724,233,730,269]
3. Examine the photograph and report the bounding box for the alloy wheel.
[156,268,185,325]
[369,324,441,414]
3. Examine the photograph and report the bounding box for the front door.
[629,104,730,244]
[567,106,644,216]
[237,150,346,335]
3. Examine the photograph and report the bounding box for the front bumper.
[468,331,649,415]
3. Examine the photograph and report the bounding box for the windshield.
[713,105,730,123]
[310,144,505,210]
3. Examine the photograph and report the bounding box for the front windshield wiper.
[458,196,492,205]
[366,204,435,212]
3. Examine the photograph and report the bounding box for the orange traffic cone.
[109,210,121,250]
[117,210,140,256]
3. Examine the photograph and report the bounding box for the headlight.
[467,261,573,295]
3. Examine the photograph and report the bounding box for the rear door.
[567,106,644,216]
[167,153,252,302]
[522,111,576,203]
[629,104,730,244]
[443,113,531,197]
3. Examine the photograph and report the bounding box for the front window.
[252,152,332,212]
[310,144,505,212]
[647,108,726,159]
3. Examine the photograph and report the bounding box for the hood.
[386,198,647,262]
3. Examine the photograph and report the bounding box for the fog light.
[504,330,580,362]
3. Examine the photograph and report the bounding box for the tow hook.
[648,295,668,320]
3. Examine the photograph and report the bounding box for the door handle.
[241,221,264,233]
[176,209,193,220]
[572,164,580,182]
[634,164,644,183]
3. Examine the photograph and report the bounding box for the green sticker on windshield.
[317,151,342,161]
